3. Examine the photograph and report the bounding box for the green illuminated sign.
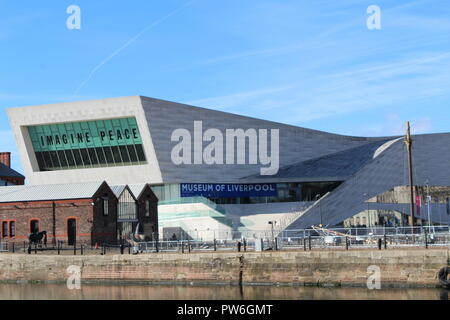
[28,118,142,152]
[27,117,147,171]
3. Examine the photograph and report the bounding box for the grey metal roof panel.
[139,96,390,183]
[242,139,394,182]
[0,181,105,203]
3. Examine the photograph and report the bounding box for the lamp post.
[426,180,432,232]
[268,221,276,247]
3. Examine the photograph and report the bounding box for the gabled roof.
[128,183,149,199]
[0,181,109,203]
[0,163,24,179]
[110,185,127,198]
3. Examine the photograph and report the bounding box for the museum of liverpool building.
[5,95,450,240]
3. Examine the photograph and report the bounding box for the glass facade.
[152,181,342,205]
[27,117,146,171]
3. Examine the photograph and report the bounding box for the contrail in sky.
[73,0,197,96]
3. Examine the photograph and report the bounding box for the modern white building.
[7,96,450,240]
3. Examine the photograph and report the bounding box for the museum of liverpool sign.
[180,183,277,198]
[27,117,146,171]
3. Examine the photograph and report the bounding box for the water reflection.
[0,283,446,300]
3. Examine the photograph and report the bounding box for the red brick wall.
[0,200,94,243]
[0,184,118,245]
[0,152,11,167]
[0,177,25,185]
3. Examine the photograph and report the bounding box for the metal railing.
[1,226,448,255]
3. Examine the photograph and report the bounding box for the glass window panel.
[73,149,84,167]
[57,150,68,168]
[80,148,91,166]
[111,146,122,164]
[35,152,46,170]
[103,147,114,164]
[49,151,60,169]
[88,148,99,165]
[66,150,76,168]
[127,145,138,162]
[42,152,52,170]
[96,147,107,165]
[119,146,130,163]
[135,144,146,162]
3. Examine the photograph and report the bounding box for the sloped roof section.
[140,96,388,183]
[0,163,24,179]
[128,183,148,199]
[0,181,106,203]
[110,185,127,198]
[286,133,450,229]
[242,139,394,183]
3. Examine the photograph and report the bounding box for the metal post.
[120,244,124,254]
[243,238,247,252]
[57,242,60,255]
[188,240,191,253]
[345,236,349,250]
[425,229,428,249]
[384,234,387,249]
[81,244,84,255]
[181,241,184,253]
[74,242,76,255]
[274,237,278,251]
[12,242,14,253]
[128,244,131,254]
[303,237,306,251]
[213,239,217,251]
[308,236,312,251]
[23,241,26,253]
[378,238,382,250]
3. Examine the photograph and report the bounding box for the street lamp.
[268,221,276,246]
[425,180,432,232]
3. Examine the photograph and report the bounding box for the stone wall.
[0,249,448,287]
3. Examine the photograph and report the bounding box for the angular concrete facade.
[6,96,450,234]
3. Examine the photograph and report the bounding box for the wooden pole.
[404,121,415,231]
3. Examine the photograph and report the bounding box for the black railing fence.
[0,226,449,254]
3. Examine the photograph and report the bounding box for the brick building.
[0,181,158,245]
[0,152,24,185]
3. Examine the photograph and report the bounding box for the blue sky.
[1,0,449,172]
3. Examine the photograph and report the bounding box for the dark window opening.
[2,222,7,238]
[9,221,15,238]
[30,220,39,234]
